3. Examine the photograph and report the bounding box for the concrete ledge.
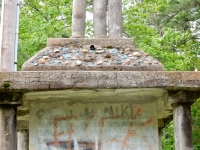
[0,71,199,91]
[47,38,134,47]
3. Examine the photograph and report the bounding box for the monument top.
[22,38,163,71]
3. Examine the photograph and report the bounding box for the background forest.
[8,0,200,149]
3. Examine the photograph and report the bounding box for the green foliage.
[18,0,72,70]
[162,122,175,150]
[192,99,200,149]
[123,0,200,71]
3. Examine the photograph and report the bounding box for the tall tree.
[18,0,72,69]
[122,0,200,71]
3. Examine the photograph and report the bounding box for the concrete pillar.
[0,0,19,71]
[173,103,193,150]
[108,0,122,38]
[71,0,87,38]
[17,130,29,150]
[0,105,17,150]
[93,0,107,38]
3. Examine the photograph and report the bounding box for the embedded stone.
[128,54,132,57]
[43,56,49,60]
[54,49,60,53]
[63,53,71,59]
[95,50,105,54]
[50,52,60,58]
[63,61,69,65]
[125,59,131,65]
[82,49,88,53]
[72,56,78,60]
[60,56,64,60]
[96,47,103,50]
[124,48,131,55]
[145,53,149,56]
[119,54,128,60]
[109,49,118,55]
[76,60,82,66]
[143,60,148,64]
[97,60,103,65]
[104,53,111,58]
[38,58,46,64]
[133,52,141,57]
[54,59,61,63]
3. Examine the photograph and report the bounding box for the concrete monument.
[0,0,198,150]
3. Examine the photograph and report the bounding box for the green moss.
[107,46,114,49]
[2,82,10,88]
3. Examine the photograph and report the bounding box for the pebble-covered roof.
[22,39,163,71]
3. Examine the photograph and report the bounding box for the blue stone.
[89,50,94,53]
[63,53,71,59]
[34,63,38,66]
[109,49,118,54]
[76,53,80,57]
[115,60,122,65]
[120,54,128,59]
[37,56,42,59]
[71,49,77,53]
[54,59,61,63]
[43,52,48,56]
[134,64,138,66]
[49,62,53,65]
[89,62,95,66]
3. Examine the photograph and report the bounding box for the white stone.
[63,61,69,65]
[95,50,105,54]
[43,56,49,60]
[97,60,103,65]
[82,49,88,53]
[54,49,60,53]
[133,52,141,57]
[76,60,82,66]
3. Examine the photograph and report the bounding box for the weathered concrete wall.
[30,100,159,150]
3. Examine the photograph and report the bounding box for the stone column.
[17,130,29,150]
[0,92,22,150]
[93,0,107,38]
[108,0,122,38]
[0,0,18,71]
[71,0,87,38]
[173,103,193,150]
[0,105,17,150]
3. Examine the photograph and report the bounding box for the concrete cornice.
[0,71,199,91]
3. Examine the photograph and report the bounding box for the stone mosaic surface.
[22,44,163,71]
